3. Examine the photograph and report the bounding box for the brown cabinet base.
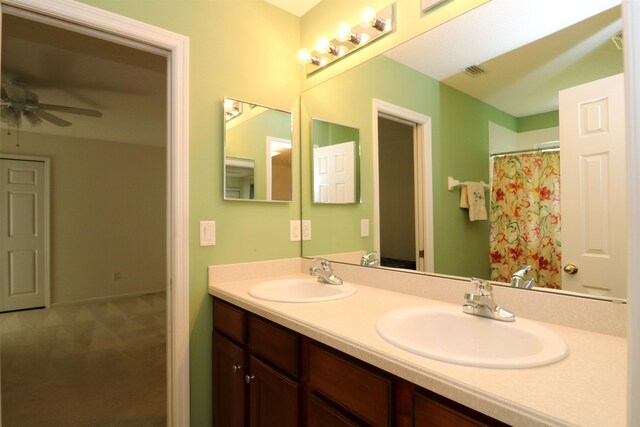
[212,297,509,427]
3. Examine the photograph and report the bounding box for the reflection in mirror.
[301,2,627,299]
[311,118,361,204]
[224,97,292,202]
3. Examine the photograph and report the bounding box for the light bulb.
[359,33,371,45]
[315,37,330,54]
[360,7,377,28]
[296,48,311,65]
[336,22,352,42]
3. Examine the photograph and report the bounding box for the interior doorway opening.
[0,1,190,425]
[373,99,433,273]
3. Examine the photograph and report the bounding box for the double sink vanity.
[209,258,627,426]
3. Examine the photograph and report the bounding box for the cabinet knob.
[232,365,242,373]
[245,374,255,384]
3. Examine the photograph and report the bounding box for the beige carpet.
[0,292,167,427]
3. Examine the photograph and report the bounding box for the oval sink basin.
[248,277,356,303]
[376,306,568,368]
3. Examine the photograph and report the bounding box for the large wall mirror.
[301,0,627,299]
[224,97,293,202]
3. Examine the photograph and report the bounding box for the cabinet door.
[248,356,299,427]
[213,332,245,427]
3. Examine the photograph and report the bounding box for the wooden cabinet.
[212,297,509,427]
[212,331,245,427]
[248,355,300,427]
[212,298,301,426]
[413,389,510,427]
[307,342,393,426]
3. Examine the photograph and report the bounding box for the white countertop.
[209,273,627,427]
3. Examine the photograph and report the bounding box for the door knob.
[232,365,242,373]
[563,263,578,274]
[245,374,255,384]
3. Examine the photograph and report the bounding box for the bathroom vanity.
[209,259,627,426]
[212,297,507,426]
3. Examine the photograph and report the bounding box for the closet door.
[0,158,47,312]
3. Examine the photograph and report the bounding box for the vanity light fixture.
[224,98,242,121]
[297,4,394,75]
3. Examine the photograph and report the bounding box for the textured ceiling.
[1,13,167,146]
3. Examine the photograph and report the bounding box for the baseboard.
[50,289,166,308]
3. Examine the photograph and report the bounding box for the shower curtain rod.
[490,146,560,158]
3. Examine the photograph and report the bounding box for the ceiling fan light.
[24,111,42,127]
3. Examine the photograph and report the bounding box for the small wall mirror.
[311,118,361,204]
[224,97,293,202]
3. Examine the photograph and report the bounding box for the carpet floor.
[0,292,167,427]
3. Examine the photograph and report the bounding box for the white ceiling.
[1,13,167,146]
[263,0,321,17]
[384,0,623,117]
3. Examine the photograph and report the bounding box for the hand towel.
[463,182,487,221]
[460,185,469,208]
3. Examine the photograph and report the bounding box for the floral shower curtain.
[489,151,562,289]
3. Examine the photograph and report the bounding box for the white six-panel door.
[0,158,48,312]
[559,73,626,297]
[313,141,356,203]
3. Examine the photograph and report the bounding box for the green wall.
[518,110,559,132]
[301,56,518,279]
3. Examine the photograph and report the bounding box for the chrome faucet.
[360,251,379,267]
[309,258,343,285]
[463,278,515,322]
[510,265,535,289]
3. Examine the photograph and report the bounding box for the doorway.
[0,1,189,425]
[373,99,433,273]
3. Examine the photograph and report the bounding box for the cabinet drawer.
[307,393,364,427]
[414,389,510,427]
[248,314,300,378]
[308,343,392,426]
[213,298,246,343]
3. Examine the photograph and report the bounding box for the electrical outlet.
[290,220,301,241]
[112,272,121,281]
[361,219,370,237]
[302,220,312,241]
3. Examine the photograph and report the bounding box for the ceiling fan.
[0,80,103,128]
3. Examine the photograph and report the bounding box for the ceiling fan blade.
[37,103,103,118]
[33,109,72,127]
[2,82,26,102]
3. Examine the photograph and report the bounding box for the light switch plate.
[290,220,301,241]
[200,220,216,246]
[361,219,369,237]
[302,220,312,241]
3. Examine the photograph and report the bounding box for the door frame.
[0,154,50,310]
[0,0,190,425]
[265,136,291,201]
[372,99,434,272]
